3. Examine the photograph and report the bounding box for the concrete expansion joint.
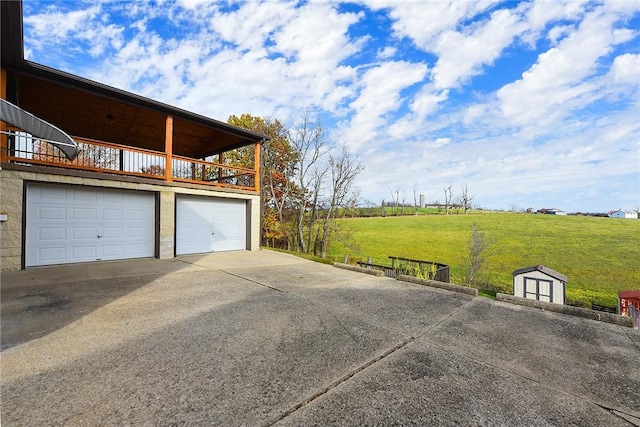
[217,268,408,344]
[207,270,425,426]
[262,336,416,427]
[625,330,640,352]
[416,297,478,341]
[219,269,290,296]
[593,403,640,426]
[422,338,640,426]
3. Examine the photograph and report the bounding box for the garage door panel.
[102,192,124,203]
[72,207,97,221]
[37,206,66,221]
[126,209,151,221]
[39,227,66,241]
[126,243,152,257]
[27,184,155,267]
[103,209,124,220]
[72,227,96,240]
[101,245,124,257]
[102,227,124,239]
[71,246,97,260]
[72,188,97,202]
[127,226,150,238]
[38,186,67,200]
[38,247,67,262]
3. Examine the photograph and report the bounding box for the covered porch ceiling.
[6,63,265,159]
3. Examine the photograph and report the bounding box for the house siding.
[0,169,260,271]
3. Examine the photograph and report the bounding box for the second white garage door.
[176,196,247,255]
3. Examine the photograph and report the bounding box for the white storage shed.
[512,265,567,305]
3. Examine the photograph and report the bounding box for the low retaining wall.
[333,263,384,277]
[398,275,478,296]
[333,264,632,328]
[496,293,633,328]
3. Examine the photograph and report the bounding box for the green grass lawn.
[327,213,640,307]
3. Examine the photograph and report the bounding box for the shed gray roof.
[512,265,568,283]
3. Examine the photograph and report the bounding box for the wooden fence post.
[164,115,173,182]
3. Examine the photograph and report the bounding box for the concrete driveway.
[2,250,639,426]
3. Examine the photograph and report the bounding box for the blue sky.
[22,0,640,212]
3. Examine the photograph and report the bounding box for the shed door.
[26,184,155,266]
[524,278,553,302]
[176,196,246,255]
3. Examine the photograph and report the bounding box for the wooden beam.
[164,115,173,182]
[0,67,7,164]
[254,141,261,192]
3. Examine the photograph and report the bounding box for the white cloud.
[177,0,212,10]
[387,85,448,139]
[526,0,588,31]
[497,5,636,129]
[271,3,365,77]
[342,61,429,150]
[79,0,366,124]
[431,8,526,89]
[430,137,451,148]
[545,25,574,45]
[608,53,640,85]
[377,46,396,59]
[210,1,296,52]
[361,0,499,49]
[24,4,124,58]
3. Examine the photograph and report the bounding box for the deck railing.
[172,155,256,190]
[1,128,258,191]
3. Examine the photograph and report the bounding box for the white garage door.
[176,196,246,255]
[26,184,155,267]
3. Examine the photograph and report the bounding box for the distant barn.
[536,208,567,216]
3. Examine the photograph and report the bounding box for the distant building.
[608,209,638,219]
[513,265,567,305]
[536,208,567,216]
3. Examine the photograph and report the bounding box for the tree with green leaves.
[227,114,298,248]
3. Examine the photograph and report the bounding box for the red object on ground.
[618,290,640,316]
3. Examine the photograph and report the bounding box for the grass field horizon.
[327,213,639,307]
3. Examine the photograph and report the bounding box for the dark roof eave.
[512,265,568,283]
[9,60,269,143]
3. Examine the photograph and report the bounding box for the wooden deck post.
[254,140,261,192]
[164,115,173,182]
[218,153,224,182]
[0,67,8,164]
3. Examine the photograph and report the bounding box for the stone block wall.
[0,170,25,271]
